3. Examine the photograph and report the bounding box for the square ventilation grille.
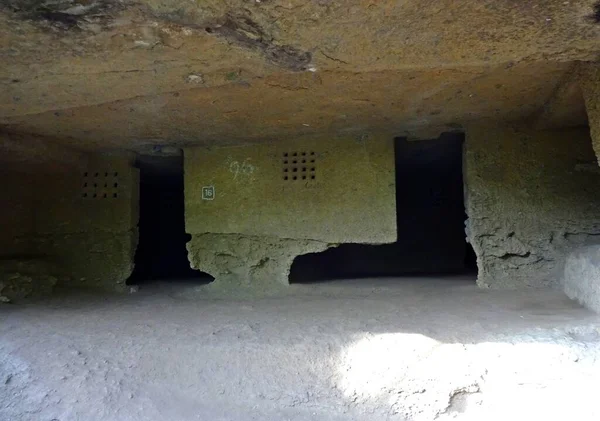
[282,151,317,181]
[81,171,120,199]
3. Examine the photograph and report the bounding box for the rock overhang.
[0,0,598,156]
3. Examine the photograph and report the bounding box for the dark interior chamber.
[128,154,213,285]
[289,133,477,283]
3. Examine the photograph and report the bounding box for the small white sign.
[202,186,215,200]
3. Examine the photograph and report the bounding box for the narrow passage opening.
[128,154,214,285]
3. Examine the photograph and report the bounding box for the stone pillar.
[564,245,600,313]
[464,125,600,288]
[32,154,139,292]
[560,64,600,311]
[1,152,139,298]
[184,134,397,293]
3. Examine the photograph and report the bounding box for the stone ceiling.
[0,0,599,157]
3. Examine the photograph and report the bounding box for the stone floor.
[1,275,600,420]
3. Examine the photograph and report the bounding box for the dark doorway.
[128,154,213,285]
[289,133,477,283]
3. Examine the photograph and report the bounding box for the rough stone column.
[580,63,600,165]
[184,134,397,293]
[0,152,139,298]
[32,154,139,292]
[464,125,600,289]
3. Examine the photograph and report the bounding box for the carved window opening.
[283,151,317,182]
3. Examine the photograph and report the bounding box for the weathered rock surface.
[564,245,600,312]
[580,63,600,163]
[187,233,331,295]
[1,1,600,296]
[0,259,57,301]
[1,1,599,156]
[465,126,600,288]
[32,230,138,293]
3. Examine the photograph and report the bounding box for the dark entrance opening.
[128,154,214,285]
[289,132,477,283]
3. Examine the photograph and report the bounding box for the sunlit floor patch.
[1,277,599,420]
